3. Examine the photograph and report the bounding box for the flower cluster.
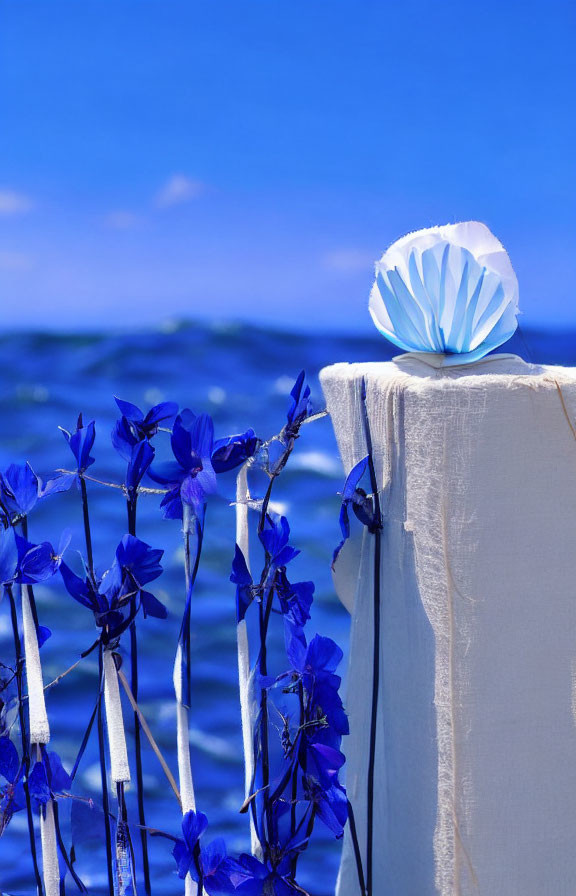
[0,371,353,896]
[170,373,350,894]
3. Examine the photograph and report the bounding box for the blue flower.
[287,635,349,741]
[104,534,166,620]
[0,527,18,584]
[0,463,41,518]
[0,736,25,833]
[259,515,300,571]
[284,371,312,440]
[0,527,60,588]
[233,853,297,895]
[125,440,155,494]
[302,776,347,839]
[332,455,380,567]
[173,812,241,894]
[149,411,217,520]
[60,535,165,638]
[41,750,73,792]
[60,415,96,474]
[0,462,71,523]
[16,534,61,585]
[112,398,178,461]
[172,810,208,880]
[304,741,345,790]
[275,570,313,631]
[197,838,238,895]
[211,429,261,474]
[27,750,72,812]
[28,760,50,809]
[0,736,20,786]
[230,545,256,623]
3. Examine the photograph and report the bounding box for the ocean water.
[0,321,574,895]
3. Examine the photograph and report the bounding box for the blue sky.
[0,0,574,333]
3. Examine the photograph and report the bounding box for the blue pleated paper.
[369,222,519,365]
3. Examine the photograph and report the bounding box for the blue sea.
[1,321,574,895]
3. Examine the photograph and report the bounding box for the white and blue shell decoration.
[369,221,520,365]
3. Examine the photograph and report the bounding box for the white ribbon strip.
[22,586,50,744]
[235,464,260,856]
[103,650,130,784]
[176,698,196,814]
[175,687,198,896]
[40,799,60,896]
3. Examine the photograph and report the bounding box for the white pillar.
[321,354,576,895]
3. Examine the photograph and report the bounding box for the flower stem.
[79,478,94,578]
[290,681,305,878]
[78,476,114,894]
[127,494,152,896]
[7,584,44,896]
[346,800,367,896]
[361,380,382,896]
[254,441,295,856]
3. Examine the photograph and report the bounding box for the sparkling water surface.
[0,321,573,895]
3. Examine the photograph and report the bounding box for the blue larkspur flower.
[60,535,165,638]
[332,455,382,567]
[233,852,298,895]
[148,412,217,520]
[259,515,300,571]
[172,810,209,879]
[284,371,313,440]
[287,634,349,741]
[112,398,178,461]
[148,410,259,520]
[211,429,261,474]
[0,527,60,587]
[230,545,255,623]
[0,736,25,833]
[61,415,96,473]
[0,462,72,523]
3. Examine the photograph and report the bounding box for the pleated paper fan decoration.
[369,221,520,365]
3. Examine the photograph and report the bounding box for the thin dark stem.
[182,510,204,703]
[347,800,367,896]
[254,440,295,857]
[7,584,44,896]
[79,477,94,577]
[20,518,42,644]
[127,494,152,896]
[290,681,305,878]
[97,645,114,896]
[51,797,88,894]
[361,380,382,896]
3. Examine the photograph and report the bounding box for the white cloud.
[0,189,34,216]
[0,250,34,271]
[321,248,376,273]
[104,210,143,230]
[155,175,205,208]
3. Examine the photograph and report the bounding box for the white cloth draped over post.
[321,355,576,896]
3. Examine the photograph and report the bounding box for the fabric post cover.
[321,354,576,896]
